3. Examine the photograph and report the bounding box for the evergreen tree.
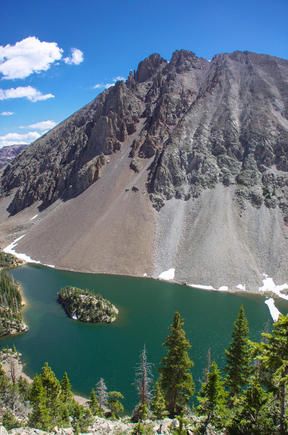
[228,373,274,434]
[29,375,51,430]
[108,391,124,418]
[197,361,228,432]
[71,402,93,434]
[160,311,194,417]
[2,410,20,430]
[151,380,168,419]
[60,371,73,402]
[89,388,102,416]
[40,363,63,425]
[133,345,153,421]
[225,305,251,398]
[259,314,288,434]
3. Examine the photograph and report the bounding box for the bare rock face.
[0,50,288,289]
[1,49,288,222]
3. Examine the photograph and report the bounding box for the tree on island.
[160,311,194,417]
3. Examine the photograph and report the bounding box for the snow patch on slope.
[159,268,175,281]
[259,274,288,301]
[265,298,281,322]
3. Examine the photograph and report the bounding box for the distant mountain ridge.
[0,49,287,291]
[0,144,27,169]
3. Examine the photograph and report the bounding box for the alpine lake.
[1,264,288,411]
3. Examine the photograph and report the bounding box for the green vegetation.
[160,311,194,417]
[58,286,119,323]
[0,270,27,337]
[0,252,21,270]
[1,306,288,434]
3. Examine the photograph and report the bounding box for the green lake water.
[1,264,287,411]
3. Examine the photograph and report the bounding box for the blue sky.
[0,0,287,148]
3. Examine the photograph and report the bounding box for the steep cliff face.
[0,144,26,169]
[0,50,288,290]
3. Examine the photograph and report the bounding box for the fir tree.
[71,402,93,434]
[2,410,20,430]
[60,371,73,402]
[151,379,168,419]
[197,361,228,432]
[40,363,63,425]
[260,314,288,434]
[89,388,101,416]
[225,305,251,398]
[228,373,274,434]
[160,311,194,417]
[108,391,124,418]
[29,375,51,430]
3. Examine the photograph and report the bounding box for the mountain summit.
[1,50,288,290]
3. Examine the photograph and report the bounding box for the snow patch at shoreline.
[159,268,175,281]
[265,298,281,322]
[218,285,228,291]
[259,274,288,301]
[188,283,215,290]
[236,284,246,291]
[3,235,40,264]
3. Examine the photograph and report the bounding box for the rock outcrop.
[0,49,288,290]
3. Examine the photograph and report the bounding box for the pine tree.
[108,391,124,418]
[96,377,108,412]
[260,314,288,434]
[71,402,93,434]
[133,345,153,421]
[197,361,228,432]
[89,388,101,416]
[151,379,168,419]
[160,311,194,417]
[29,375,51,430]
[225,305,251,398]
[60,371,73,402]
[40,363,63,425]
[2,410,20,430]
[228,373,274,434]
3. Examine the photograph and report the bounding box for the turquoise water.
[1,264,287,411]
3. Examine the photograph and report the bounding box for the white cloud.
[0,111,14,116]
[0,131,41,148]
[0,86,54,102]
[93,76,126,90]
[21,120,56,131]
[0,36,63,80]
[64,48,84,65]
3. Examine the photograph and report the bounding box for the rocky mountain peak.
[135,53,167,82]
[169,49,207,72]
[1,49,288,224]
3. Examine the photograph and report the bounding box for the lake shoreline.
[2,239,288,303]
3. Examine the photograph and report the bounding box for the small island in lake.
[58,286,119,323]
